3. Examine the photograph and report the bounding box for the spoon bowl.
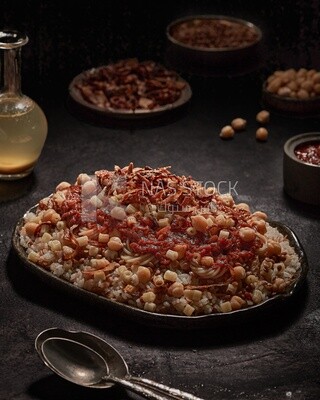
[41,338,109,387]
[35,328,127,389]
[35,328,204,400]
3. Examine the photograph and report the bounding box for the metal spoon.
[35,328,204,400]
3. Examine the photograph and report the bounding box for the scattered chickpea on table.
[256,110,270,124]
[219,125,235,139]
[219,110,270,141]
[231,117,247,131]
[256,127,268,141]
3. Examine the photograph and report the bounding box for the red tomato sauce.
[294,141,320,166]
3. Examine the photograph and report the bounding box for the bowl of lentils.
[165,15,262,75]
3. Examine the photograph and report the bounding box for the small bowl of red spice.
[284,132,320,205]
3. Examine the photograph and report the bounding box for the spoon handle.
[129,376,204,400]
[111,375,176,400]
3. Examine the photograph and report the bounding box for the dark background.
[1,0,320,93]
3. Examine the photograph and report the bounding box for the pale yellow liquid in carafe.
[0,99,47,175]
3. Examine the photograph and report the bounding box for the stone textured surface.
[1,1,320,399]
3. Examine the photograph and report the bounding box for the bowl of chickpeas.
[262,68,320,116]
[165,15,263,76]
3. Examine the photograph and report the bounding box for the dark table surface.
[1,67,320,400]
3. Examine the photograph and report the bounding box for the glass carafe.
[0,30,47,180]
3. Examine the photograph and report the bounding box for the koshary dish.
[17,164,302,317]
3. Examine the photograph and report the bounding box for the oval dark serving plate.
[12,206,308,329]
[69,67,192,121]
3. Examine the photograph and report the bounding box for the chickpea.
[277,87,291,97]
[235,202,250,212]
[313,72,320,84]
[267,77,282,93]
[168,282,184,298]
[230,295,245,310]
[215,215,230,229]
[267,74,277,84]
[281,72,291,84]
[173,244,187,260]
[252,219,267,234]
[296,76,305,87]
[251,211,268,220]
[56,181,71,191]
[256,127,268,141]
[300,80,314,93]
[81,179,97,196]
[239,227,256,242]
[273,70,283,77]
[314,83,320,95]
[110,206,127,221]
[42,209,55,222]
[267,240,282,256]
[137,266,151,284]
[231,118,247,131]
[285,68,296,79]
[307,69,316,78]
[219,125,235,139]
[297,68,307,77]
[24,222,39,236]
[287,80,298,92]
[289,92,297,99]
[200,256,214,267]
[256,110,270,124]
[297,88,309,100]
[233,265,246,280]
[219,193,234,207]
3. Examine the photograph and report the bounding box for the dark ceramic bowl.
[262,83,320,117]
[165,15,263,76]
[283,132,320,205]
